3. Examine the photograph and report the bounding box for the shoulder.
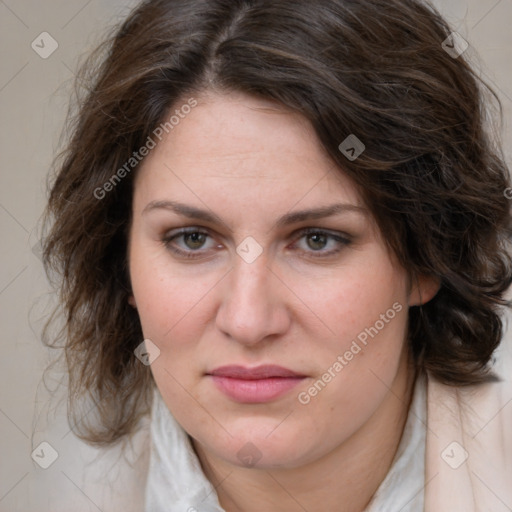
[424,326,512,511]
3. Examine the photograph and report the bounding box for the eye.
[291,228,351,258]
[162,226,352,261]
[162,228,220,259]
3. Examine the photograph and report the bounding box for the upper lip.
[208,365,305,379]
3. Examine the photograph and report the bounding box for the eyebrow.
[142,200,368,228]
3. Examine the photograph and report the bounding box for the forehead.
[133,91,364,212]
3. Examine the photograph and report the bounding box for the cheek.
[129,257,215,410]
[292,257,410,411]
[296,258,408,349]
[294,295,409,446]
[129,241,213,341]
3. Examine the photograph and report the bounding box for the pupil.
[186,232,205,249]
[308,233,326,250]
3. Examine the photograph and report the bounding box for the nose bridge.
[216,252,287,344]
[232,254,270,303]
[230,254,273,319]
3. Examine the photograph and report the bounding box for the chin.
[200,421,320,470]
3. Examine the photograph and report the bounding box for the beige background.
[1,0,511,510]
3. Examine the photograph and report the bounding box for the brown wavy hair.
[41,0,512,445]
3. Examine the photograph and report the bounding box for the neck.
[193,355,417,512]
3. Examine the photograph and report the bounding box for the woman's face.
[128,91,436,469]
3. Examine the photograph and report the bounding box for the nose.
[215,253,291,347]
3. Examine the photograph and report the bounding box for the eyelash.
[161,227,352,260]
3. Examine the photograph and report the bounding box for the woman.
[41,0,512,510]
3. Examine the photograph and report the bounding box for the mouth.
[206,365,307,403]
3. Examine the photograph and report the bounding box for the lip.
[207,365,306,403]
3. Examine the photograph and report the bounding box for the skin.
[127,90,439,511]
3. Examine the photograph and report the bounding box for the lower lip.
[209,376,305,403]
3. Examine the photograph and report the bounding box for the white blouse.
[144,373,427,511]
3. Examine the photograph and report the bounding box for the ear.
[408,273,440,307]
[128,294,137,308]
